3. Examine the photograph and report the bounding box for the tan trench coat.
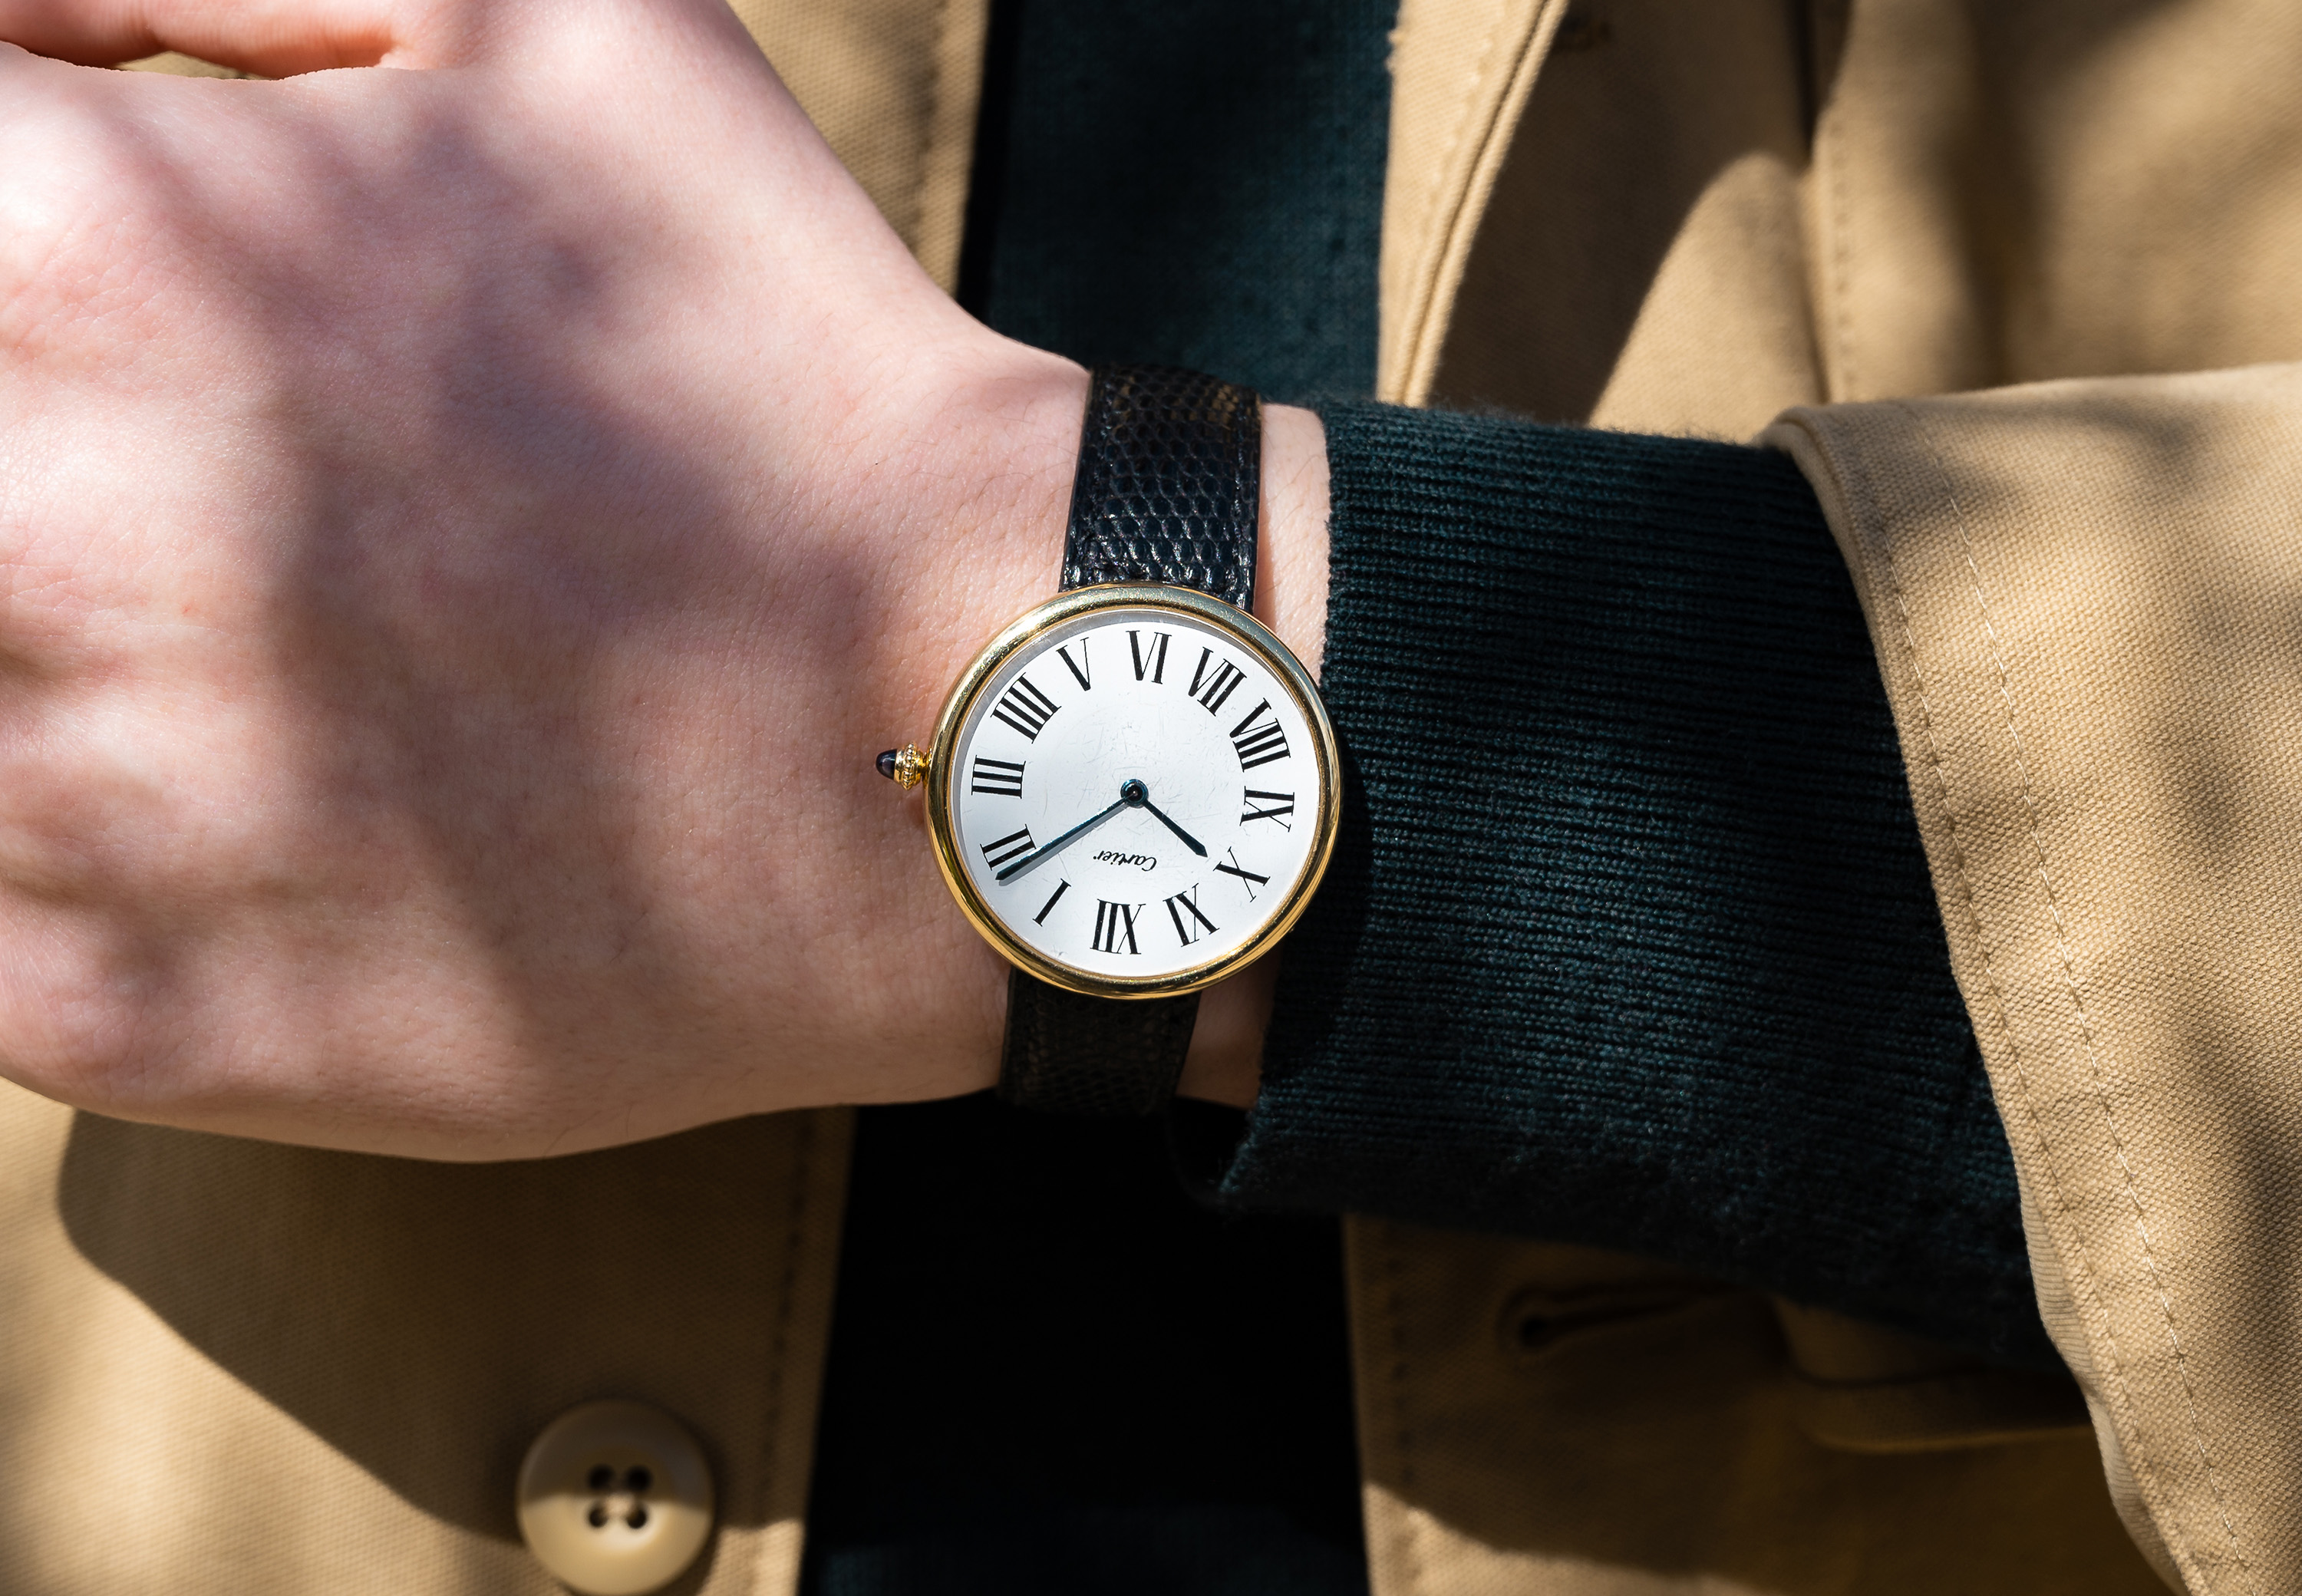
[7,1,2301,1591]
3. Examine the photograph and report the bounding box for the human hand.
[0,0,1100,1156]
[0,0,1324,1153]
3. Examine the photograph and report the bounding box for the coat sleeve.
[1229,399,2056,1370]
[1765,363,2302,1594]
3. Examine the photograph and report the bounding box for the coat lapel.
[1379,0,1570,403]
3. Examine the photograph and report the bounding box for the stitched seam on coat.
[1822,88,1858,402]
[1894,404,2254,1594]
[1398,6,1506,395]
[754,1111,820,1591]
[1383,1225,1417,1494]
[1858,412,2159,1575]
[1858,437,2079,1394]
[1380,1226,1426,1596]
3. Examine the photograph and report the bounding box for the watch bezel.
[925,582,1341,999]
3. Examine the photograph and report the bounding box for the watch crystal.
[938,596,1330,991]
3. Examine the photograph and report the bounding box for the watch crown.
[876,744,928,789]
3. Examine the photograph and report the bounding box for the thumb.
[0,0,519,74]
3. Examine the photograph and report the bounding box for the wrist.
[823,338,1089,1108]
[862,337,1093,738]
[1255,403,1334,680]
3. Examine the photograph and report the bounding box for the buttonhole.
[627,1505,650,1530]
[587,1464,615,1492]
[624,1466,653,1493]
[1500,1283,1720,1362]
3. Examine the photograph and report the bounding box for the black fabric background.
[800,3,1392,1593]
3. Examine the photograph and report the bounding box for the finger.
[6,0,576,75]
[0,0,436,74]
[1,0,774,84]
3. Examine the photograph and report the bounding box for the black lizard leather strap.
[1060,365,1259,606]
[998,978,1205,1117]
[996,365,1261,1117]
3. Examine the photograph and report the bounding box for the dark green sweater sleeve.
[1230,402,2054,1370]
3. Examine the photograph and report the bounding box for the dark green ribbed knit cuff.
[1230,403,2053,1370]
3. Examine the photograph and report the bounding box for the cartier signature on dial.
[910,584,1339,998]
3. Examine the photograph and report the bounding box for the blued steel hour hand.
[1125,780,1207,857]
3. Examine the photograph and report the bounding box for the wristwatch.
[877,365,1340,1116]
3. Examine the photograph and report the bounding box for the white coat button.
[517,1400,715,1595]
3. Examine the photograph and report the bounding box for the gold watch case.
[925,583,1341,1000]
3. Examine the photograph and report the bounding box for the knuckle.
[0,917,168,1112]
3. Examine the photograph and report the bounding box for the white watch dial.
[942,598,1327,988]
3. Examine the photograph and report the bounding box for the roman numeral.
[990,674,1060,741]
[1057,639,1092,691]
[1229,701,1291,770]
[979,828,1035,870]
[1215,849,1270,900]
[1241,789,1295,829]
[1033,879,1070,926]
[1129,629,1170,683]
[968,757,1025,797]
[1092,900,1143,955]
[1189,648,1246,716]
[1165,886,1218,946]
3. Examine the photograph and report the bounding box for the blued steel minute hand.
[996,793,1133,882]
[994,778,1208,882]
